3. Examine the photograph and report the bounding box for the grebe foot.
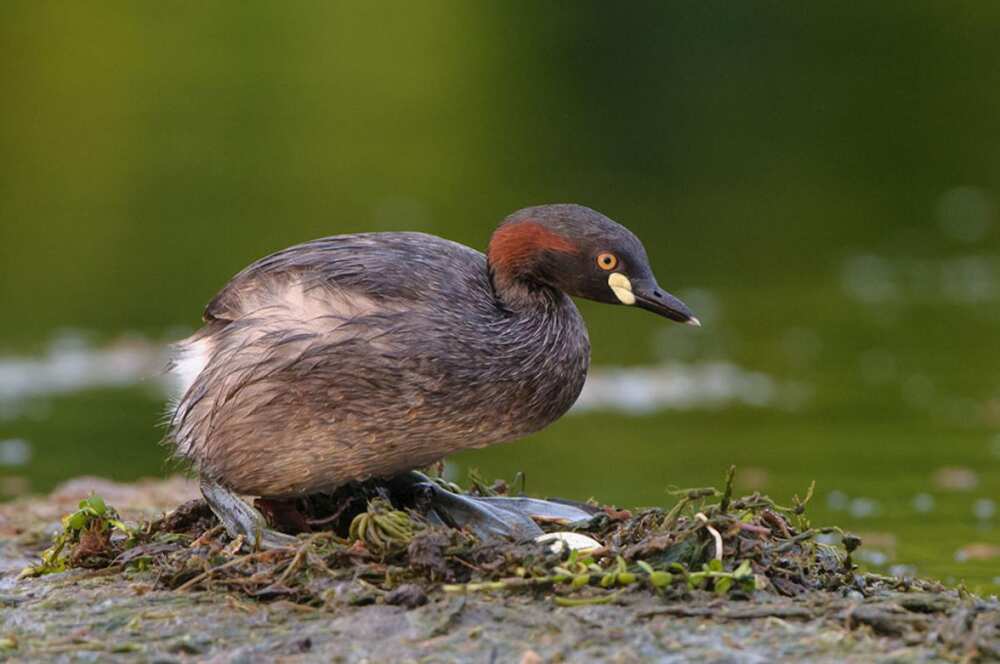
[389,472,596,541]
[200,481,298,549]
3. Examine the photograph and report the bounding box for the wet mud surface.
[1,476,997,663]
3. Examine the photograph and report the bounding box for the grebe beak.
[608,273,700,326]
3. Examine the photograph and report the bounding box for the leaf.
[108,519,132,535]
[649,571,673,588]
[714,576,733,595]
[553,590,623,607]
[66,511,87,531]
[78,494,106,516]
[88,494,107,516]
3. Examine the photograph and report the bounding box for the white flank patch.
[170,337,212,396]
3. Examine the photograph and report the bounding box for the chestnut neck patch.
[487,221,577,281]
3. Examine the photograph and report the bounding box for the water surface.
[1,2,998,592]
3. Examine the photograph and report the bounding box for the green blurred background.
[1,2,998,591]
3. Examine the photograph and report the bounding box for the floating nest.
[22,467,946,609]
[12,468,1000,661]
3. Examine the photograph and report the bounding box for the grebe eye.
[596,252,618,271]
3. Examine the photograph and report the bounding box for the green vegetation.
[3,473,997,662]
[20,494,136,577]
[16,469,927,608]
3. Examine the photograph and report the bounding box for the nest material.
[25,467,938,605]
[17,469,1000,662]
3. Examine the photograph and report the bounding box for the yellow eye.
[596,252,618,271]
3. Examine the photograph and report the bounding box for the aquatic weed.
[20,468,893,608]
[20,493,136,577]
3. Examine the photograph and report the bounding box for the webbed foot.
[201,473,599,547]
[389,472,597,541]
[200,481,298,550]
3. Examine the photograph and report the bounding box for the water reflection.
[0,333,169,421]
[0,438,31,466]
[574,361,805,413]
[912,493,935,514]
[973,498,996,522]
[931,467,979,492]
[937,186,994,244]
[841,253,1000,306]
[1,334,803,419]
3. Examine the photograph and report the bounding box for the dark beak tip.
[635,283,698,326]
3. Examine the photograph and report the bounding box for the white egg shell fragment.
[535,531,602,554]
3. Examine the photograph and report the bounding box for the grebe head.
[487,204,699,325]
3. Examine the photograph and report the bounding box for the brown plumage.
[167,204,696,502]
